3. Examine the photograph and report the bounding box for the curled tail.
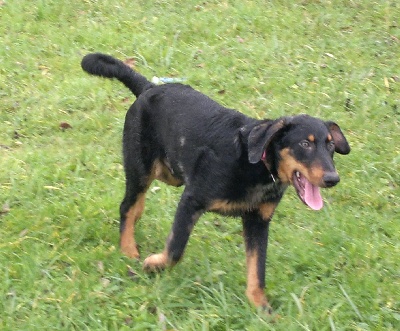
[81,53,154,97]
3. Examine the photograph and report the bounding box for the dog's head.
[245,115,350,210]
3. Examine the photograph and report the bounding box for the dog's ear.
[246,118,290,164]
[325,121,351,155]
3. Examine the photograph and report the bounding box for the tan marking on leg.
[246,250,269,308]
[259,202,277,221]
[120,194,145,259]
[152,159,183,186]
[120,158,180,260]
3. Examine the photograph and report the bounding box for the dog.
[81,53,350,311]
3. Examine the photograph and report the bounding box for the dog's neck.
[261,151,276,182]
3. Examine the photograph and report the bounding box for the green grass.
[1,0,399,330]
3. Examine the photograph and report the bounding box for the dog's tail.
[81,53,155,97]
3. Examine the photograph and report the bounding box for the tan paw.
[246,287,271,311]
[143,251,168,273]
[121,243,140,259]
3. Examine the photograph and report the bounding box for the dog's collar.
[261,151,276,183]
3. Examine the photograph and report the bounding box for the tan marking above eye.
[327,134,332,141]
[308,134,315,142]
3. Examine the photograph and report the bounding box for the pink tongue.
[304,180,323,210]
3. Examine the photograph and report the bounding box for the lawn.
[0,0,399,330]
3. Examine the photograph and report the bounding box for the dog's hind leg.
[119,189,147,259]
[143,188,204,272]
[119,157,153,259]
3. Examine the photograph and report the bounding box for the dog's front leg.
[242,203,277,313]
[143,189,204,272]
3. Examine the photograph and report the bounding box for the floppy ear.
[247,118,290,164]
[325,121,351,155]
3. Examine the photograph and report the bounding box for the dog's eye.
[327,141,335,151]
[299,140,311,149]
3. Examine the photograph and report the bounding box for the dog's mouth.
[292,171,323,210]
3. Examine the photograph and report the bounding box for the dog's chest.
[208,181,287,216]
[245,181,287,205]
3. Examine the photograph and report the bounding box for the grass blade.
[339,284,363,321]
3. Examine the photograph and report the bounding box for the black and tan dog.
[81,53,350,311]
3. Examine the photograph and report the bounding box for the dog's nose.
[323,172,340,187]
